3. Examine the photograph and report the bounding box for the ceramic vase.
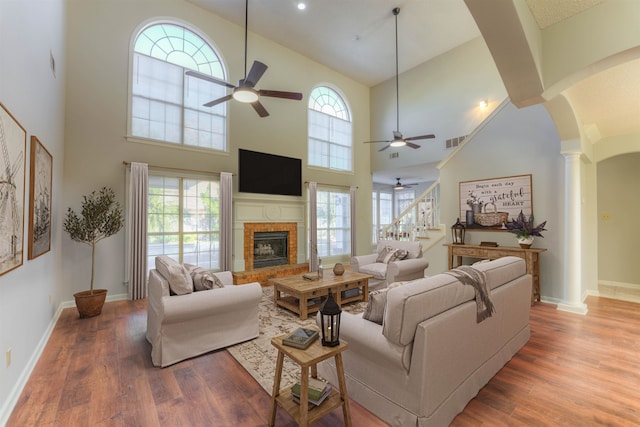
[518,236,534,249]
[333,263,345,276]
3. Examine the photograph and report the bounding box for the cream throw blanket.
[445,265,495,322]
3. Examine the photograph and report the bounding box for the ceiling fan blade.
[378,144,391,152]
[259,89,303,100]
[203,94,233,107]
[363,140,392,144]
[244,61,268,87]
[186,70,236,89]
[405,134,436,141]
[251,100,269,117]
[406,142,421,149]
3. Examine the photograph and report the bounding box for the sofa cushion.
[359,262,387,280]
[155,255,193,295]
[183,264,224,291]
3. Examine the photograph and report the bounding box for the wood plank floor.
[8,296,640,426]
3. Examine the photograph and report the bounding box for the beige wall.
[597,153,640,286]
[62,0,372,298]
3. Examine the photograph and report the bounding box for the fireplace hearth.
[253,231,288,269]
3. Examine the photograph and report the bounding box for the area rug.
[227,286,366,393]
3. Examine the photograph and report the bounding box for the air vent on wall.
[445,135,468,149]
[389,152,399,159]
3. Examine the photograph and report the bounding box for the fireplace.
[253,231,288,268]
[243,222,298,271]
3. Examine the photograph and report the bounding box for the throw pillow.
[389,249,409,262]
[362,288,388,325]
[362,281,409,325]
[155,255,193,295]
[183,264,224,291]
[376,246,398,264]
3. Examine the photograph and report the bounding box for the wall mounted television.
[238,149,302,196]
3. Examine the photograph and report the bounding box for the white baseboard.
[599,280,640,290]
[0,292,130,426]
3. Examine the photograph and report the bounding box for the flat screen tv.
[238,149,302,196]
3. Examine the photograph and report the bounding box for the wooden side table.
[268,333,351,427]
[443,243,546,305]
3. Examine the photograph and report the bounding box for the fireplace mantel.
[233,194,305,272]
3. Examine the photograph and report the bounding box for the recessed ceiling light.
[479,100,488,109]
[297,2,306,10]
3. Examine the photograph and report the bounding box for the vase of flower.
[505,211,547,249]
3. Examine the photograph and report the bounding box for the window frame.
[314,186,352,259]
[127,20,229,153]
[147,169,222,274]
[307,85,353,172]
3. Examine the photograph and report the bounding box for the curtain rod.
[305,181,358,190]
[122,161,235,176]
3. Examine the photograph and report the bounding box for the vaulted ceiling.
[189,0,640,183]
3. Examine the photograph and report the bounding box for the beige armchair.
[350,240,429,291]
[146,260,262,367]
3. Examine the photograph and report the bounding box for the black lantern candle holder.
[451,218,466,245]
[319,289,341,347]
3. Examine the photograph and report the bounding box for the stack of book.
[291,377,332,407]
[282,327,319,350]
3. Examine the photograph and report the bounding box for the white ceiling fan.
[363,7,436,151]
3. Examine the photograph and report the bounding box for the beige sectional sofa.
[147,267,262,367]
[317,256,531,427]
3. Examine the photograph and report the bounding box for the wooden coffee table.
[270,270,372,319]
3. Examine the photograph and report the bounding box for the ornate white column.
[557,151,588,314]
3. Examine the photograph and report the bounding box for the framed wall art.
[459,174,533,231]
[0,102,27,275]
[28,136,53,259]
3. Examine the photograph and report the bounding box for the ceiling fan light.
[390,139,406,148]
[233,87,259,103]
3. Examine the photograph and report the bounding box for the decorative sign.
[459,174,532,231]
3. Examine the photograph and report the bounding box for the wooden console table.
[443,243,546,305]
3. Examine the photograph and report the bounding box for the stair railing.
[379,179,440,241]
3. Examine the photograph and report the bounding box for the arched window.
[308,86,352,171]
[130,22,227,150]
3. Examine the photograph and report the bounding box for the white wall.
[0,0,66,421]
[62,0,372,299]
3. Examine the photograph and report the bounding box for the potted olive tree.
[64,187,124,318]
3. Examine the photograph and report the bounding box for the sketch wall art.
[28,136,52,259]
[0,102,27,276]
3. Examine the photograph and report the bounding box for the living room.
[2,0,640,425]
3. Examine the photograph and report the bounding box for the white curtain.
[350,186,357,257]
[128,162,148,300]
[220,172,233,272]
[308,182,318,272]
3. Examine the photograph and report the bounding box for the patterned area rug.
[227,286,366,393]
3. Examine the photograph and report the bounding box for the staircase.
[379,180,446,252]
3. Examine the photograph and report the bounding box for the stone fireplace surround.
[232,193,308,284]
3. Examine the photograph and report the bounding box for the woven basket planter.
[73,289,108,318]
[474,203,508,227]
